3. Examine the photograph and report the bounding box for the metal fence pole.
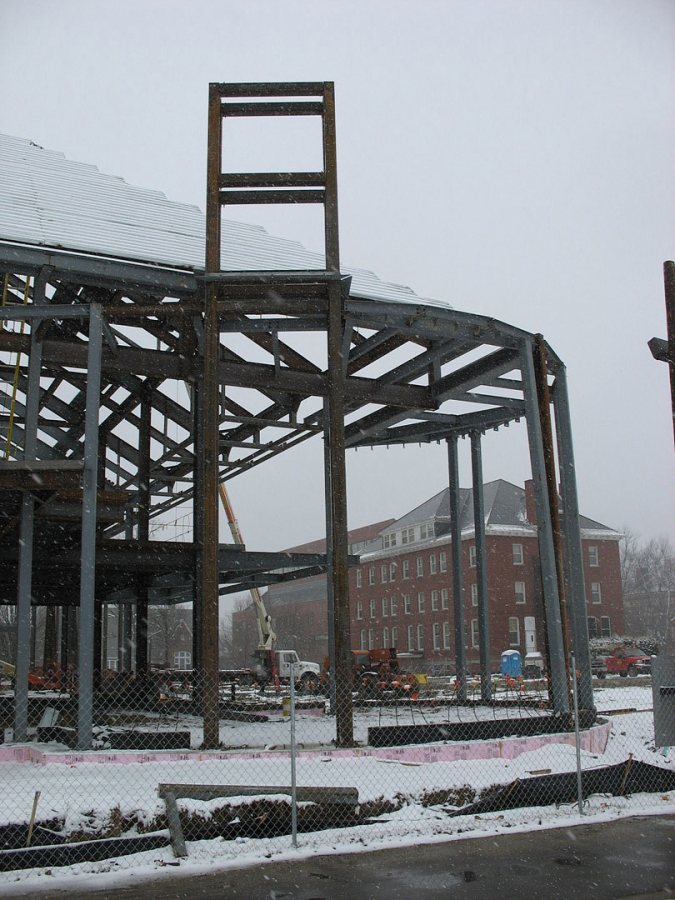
[289,662,298,848]
[570,651,584,816]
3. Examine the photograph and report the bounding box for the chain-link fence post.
[570,651,584,815]
[289,662,298,848]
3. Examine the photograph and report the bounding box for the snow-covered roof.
[0,133,449,308]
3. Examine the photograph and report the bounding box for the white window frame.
[407,624,415,651]
[391,626,398,648]
[368,566,375,586]
[383,532,397,550]
[471,583,478,607]
[431,589,439,611]
[360,629,367,650]
[432,622,441,650]
[381,564,388,584]
[417,623,425,650]
[471,618,479,649]
[174,650,192,671]
[382,597,389,617]
[588,545,599,567]
[403,594,412,614]
[515,581,526,605]
[390,595,398,617]
[469,545,477,568]
[441,588,449,610]
[439,551,447,573]
[389,561,397,582]
[356,568,362,588]
[443,621,451,649]
[600,615,611,638]
[368,628,375,650]
[591,582,602,605]
[416,557,424,577]
[383,626,390,647]
[356,600,363,620]
[429,553,437,575]
[402,559,410,579]
[369,598,376,619]
[401,527,416,545]
[417,591,425,613]
[587,616,598,638]
[512,543,524,566]
[508,616,520,646]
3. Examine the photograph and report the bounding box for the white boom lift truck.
[219,485,321,691]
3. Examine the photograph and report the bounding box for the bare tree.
[620,530,675,644]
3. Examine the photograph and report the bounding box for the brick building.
[232,480,623,674]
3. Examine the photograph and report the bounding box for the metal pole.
[470,432,491,703]
[323,403,337,716]
[289,662,298,848]
[570,651,584,816]
[77,301,103,750]
[447,435,467,703]
[520,340,569,714]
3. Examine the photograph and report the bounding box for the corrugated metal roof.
[0,133,450,308]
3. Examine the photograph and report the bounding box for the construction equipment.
[218,484,320,690]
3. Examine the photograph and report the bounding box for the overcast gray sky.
[2,0,674,552]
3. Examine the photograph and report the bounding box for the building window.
[512,543,524,566]
[469,545,477,567]
[429,554,437,575]
[401,527,416,545]
[443,621,451,649]
[591,582,602,605]
[417,592,425,613]
[403,594,412,614]
[174,651,192,671]
[600,616,612,638]
[402,559,410,579]
[356,601,363,620]
[382,597,389,617]
[391,626,398,648]
[441,588,449,610]
[369,598,376,619]
[588,545,599,567]
[471,583,478,606]
[420,523,434,540]
[431,590,439,611]
[390,595,398,617]
[433,622,441,650]
[439,551,447,573]
[515,581,526,605]
[587,616,598,638]
[368,567,375,586]
[381,564,388,584]
[356,568,362,588]
[383,532,397,550]
[389,562,397,582]
[416,557,424,577]
[417,624,425,650]
[508,617,520,646]
[383,626,390,647]
[471,619,479,649]
[360,629,367,650]
[407,625,415,651]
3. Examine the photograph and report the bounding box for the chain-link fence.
[0,657,673,884]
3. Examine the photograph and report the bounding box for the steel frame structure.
[0,82,594,749]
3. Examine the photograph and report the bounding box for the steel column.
[136,384,152,675]
[13,272,46,741]
[77,301,103,750]
[520,340,569,714]
[323,400,337,715]
[327,280,353,746]
[447,435,467,702]
[470,432,491,702]
[552,368,595,709]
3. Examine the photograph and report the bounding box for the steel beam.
[470,432,491,702]
[447,435,467,702]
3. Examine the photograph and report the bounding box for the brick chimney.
[524,479,537,524]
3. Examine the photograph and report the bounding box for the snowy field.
[0,681,672,894]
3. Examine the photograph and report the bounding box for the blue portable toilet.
[500,649,522,677]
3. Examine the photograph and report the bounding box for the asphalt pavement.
[2,815,673,899]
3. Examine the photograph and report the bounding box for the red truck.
[604,647,652,678]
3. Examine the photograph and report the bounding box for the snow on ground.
[0,682,672,893]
